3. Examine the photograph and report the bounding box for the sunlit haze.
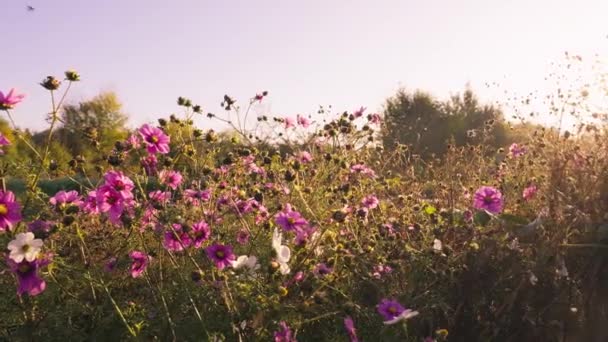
[4,0,608,131]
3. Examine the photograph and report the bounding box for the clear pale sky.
[3,0,608,131]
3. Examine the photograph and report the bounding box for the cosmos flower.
[296,151,313,163]
[191,220,211,248]
[275,206,308,232]
[350,164,376,178]
[343,316,358,342]
[313,263,332,277]
[129,250,151,278]
[297,114,311,128]
[159,169,183,190]
[522,184,538,201]
[284,117,296,129]
[377,299,419,325]
[236,228,250,245]
[0,190,22,231]
[361,195,379,209]
[206,243,236,270]
[7,232,43,263]
[274,321,296,342]
[353,106,366,118]
[139,124,170,154]
[509,143,526,158]
[473,186,503,214]
[7,256,50,296]
[272,228,291,275]
[49,190,82,208]
[163,224,192,252]
[230,255,260,273]
[184,189,211,205]
[0,133,10,154]
[0,88,25,110]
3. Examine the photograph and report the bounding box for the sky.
[3,0,608,132]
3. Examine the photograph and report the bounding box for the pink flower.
[103,171,135,199]
[350,164,376,178]
[236,228,250,245]
[297,114,311,128]
[163,224,192,252]
[159,169,183,190]
[139,124,170,154]
[126,134,141,149]
[184,189,211,205]
[141,154,158,176]
[49,190,82,208]
[509,143,526,158]
[7,256,51,296]
[353,106,366,118]
[0,88,25,110]
[275,205,308,232]
[205,243,236,270]
[191,220,211,248]
[368,113,382,124]
[0,133,10,154]
[522,185,538,201]
[284,117,296,129]
[344,316,358,342]
[129,251,151,278]
[296,151,313,163]
[0,191,22,231]
[473,186,503,214]
[361,195,379,209]
[80,191,99,214]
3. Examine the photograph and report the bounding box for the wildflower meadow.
[1,63,608,342]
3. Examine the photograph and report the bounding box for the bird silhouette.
[27,5,35,11]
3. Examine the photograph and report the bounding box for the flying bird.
[27,5,35,11]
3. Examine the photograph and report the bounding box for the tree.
[381,87,508,157]
[37,92,129,163]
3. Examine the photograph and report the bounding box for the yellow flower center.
[388,306,397,314]
[151,135,159,143]
[0,204,8,215]
[216,251,224,258]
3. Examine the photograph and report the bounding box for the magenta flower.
[129,250,151,278]
[350,164,376,178]
[191,220,211,248]
[284,117,296,129]
[0,88,25,110]
[296,151,313,163]
[236,228,250,245]
[344,316,358,342]
[80,191,99,214]
[473,186,503,214]
[139,124,170,154]
[297,114,311,128]
[103,171,135,199]
[28,220,54,236]
[141,154,158,175]
[313,263,332,277]
[275,206,308,232]
[0,190,22,231]
[163,224,192,252]
[522,185,538,201]
[0,133,11,154]
[96,187,134,224]
[7,257,49,296]
[377,299,405,321]
[184,189,211,205]
[205,243,236,270]
[361,195,379,209]
[274,321,296,342]
[126,134,140,149]
[49,190,82,208]
[353,106,366,118]
[368,113,382,124]
[159,169,183,190]
[104,257,118,273]
[509,143,526,158]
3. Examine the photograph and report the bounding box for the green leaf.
[474,210,492,226]
[499,213,528,225]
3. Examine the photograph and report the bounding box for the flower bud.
[40,76,61,90]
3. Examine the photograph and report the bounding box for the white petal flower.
[231,255,260,272]
[7,232,43,263]
[432,239,443,251]
[272,228,291,274]
[383,309,420,325]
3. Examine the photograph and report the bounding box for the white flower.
[383,309,420,325]
[529,272,538,286]
[432,239,443,251]
[231,255,260,272]
[272,228,291,274]
[7,232,43,263]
